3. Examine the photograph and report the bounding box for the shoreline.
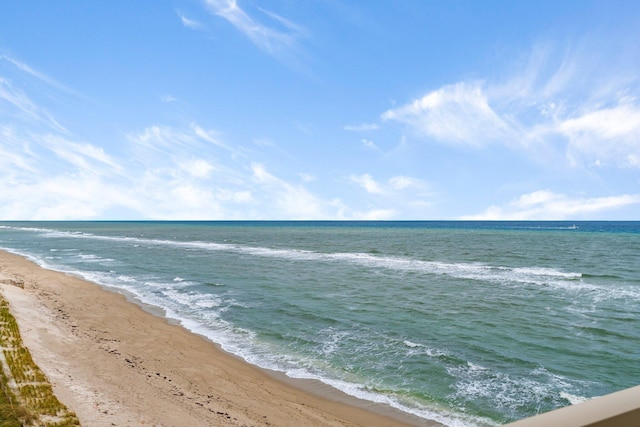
[0,249,439,427]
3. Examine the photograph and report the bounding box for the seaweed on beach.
[0,294,80,426]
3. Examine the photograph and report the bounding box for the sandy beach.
[0,250,437,427]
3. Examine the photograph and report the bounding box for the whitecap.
[559,391,591,405]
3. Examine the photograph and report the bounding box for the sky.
[1,0,640,220]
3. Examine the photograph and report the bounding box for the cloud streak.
[204,0,305,58]
[344,123,379,132]
[0,70,345,220]
[382,82,511,147]
[347,173,433,219]
[462,190,640,220]
[0,51,370,220]
[0,57,333,219]
[382,42,640,168]
[0,77,68,133]
[351,173,428,195]
[0,120,338,219]
[177,11,204,30]
[0,55,77,96]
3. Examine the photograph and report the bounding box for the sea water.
[1,221,639,426]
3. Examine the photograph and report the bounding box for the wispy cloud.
[256,7,306,35]
[355,208,397,221]
[299,172,315,183]
[0,172,137,220]
[0,77,68,133]
[2,99,349,219]
[382,82,511,147]
[350,173,429,197]
[250,163,330,219]
[1,57,342,219]
[344,123,379,132]
[0,55,78,96]
[0,77,40,120]
[1,51,364,220]
[38,134,123,175]
[388,176,424,191]
[0,126,37,174]
[126,123,230,166]
[558,99,640,167]
[177,11,205,30]
[462,190,640,220]
[1,119,338,219]
[382,42,640,168]
[160,94,177,103]
[204,0,305,59]
[361,138,382,152]
[350,173,384,194]
[180,158,214,178]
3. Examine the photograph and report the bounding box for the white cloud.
[462,190,640,220]
[250,163,329,219]
[191,123,228,149]
[382,82,511,147]
[178,12,204,30]
[346,174,432,219]
[0,114,339,219]
[180,158,214,178]
[558,100,640,167]
[0,171,136,220]
[350,173,384,194]
[344,123,379,131]
[253,137,275,147]
[355,208,396,220]
[560,102,640,139]
[38,134,123,174]
[0,77,68,133]
[361,138,382,152]
[299,173,315,183]
[126,124,230,166]
[132,169,224,220]
[0,54,78,96]
[251,163,271,183]
[0,126,37,173]
[351,173,428,195]
[2,57,375,220]
[204,0,303,57]
[0,77,38,118]
[382,43,640,168]
[388,175,425,191]
[256,7,306,35]
[130,125,189,149]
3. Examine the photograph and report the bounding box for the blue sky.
[1,1,639,220]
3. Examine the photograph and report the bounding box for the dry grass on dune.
[0,278,80,427]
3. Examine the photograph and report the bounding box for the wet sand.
[0,250,439,427]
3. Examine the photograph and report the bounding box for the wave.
[559,391,591,405]
[6,226,640,313]
[7,225,637,302]
[0,242,499,426]
[1,226,619,426]
[510,225,580,231]
[580,273,626,280]
[449,363,592,421]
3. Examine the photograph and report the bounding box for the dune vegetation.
[0,293,79,426]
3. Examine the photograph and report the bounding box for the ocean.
[1,221,638,426]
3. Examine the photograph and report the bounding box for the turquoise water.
[1,221,639,426]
